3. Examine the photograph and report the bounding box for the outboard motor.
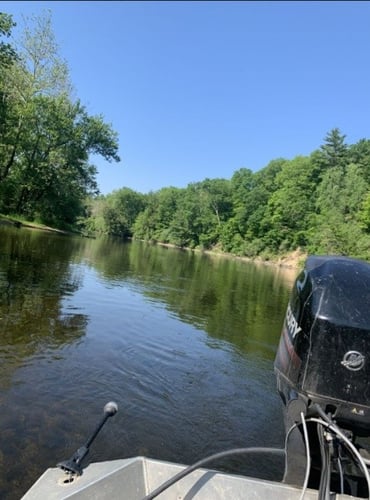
[274,255,370,496]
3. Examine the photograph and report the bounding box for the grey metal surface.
[22,456,356,499]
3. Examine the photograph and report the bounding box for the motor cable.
[299,411,311,500]
[317,423,331,500]
[307,417,370,500]
[142,446,285,500]
[337,456,344,495]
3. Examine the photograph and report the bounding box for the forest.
[85,130,370,260]
[1,12,370,261]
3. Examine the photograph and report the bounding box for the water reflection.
[79,237,295,359]
[0,227,297,499]
[0,231,88,359]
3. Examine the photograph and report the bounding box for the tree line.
[2,11,370,261]
[0,11,120,228]
[85,128,370,260]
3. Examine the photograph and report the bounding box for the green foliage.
[349,139,370,184]
[0,10,120,227]
[262,156,317,250]
[0,12,17,69]
[358,192,370,232]
[83,188,145,237]
[164,179,232,249]
[2,15,368,261]
[131,188,181,242]
[319,128,348,170]
[241,159,286,242]
[307,163,370,257]
[103,188,145,237]
[219,218,244,254]
[85,127,370,263]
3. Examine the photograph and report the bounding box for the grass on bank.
[0,214,77,235]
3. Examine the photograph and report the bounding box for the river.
[0,225,298,499]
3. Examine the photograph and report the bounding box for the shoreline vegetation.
[0,215,74,235]
[152,240,307,270]
[81,128,370,265]
[1,13,370,273]
[0,215,306,270]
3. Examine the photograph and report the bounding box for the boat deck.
[22,456,356,499]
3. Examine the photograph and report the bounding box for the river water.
[0,225,298,499]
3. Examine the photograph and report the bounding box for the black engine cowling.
[275,255,370,435]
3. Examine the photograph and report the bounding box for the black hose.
[318,423,331,500]
[337,456,344,494]
[142,447,285,500]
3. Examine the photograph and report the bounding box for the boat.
[20,453,348,499]
[22,256,370,499]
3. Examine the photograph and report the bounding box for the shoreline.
[1,216,306,270]
[0,216,75,236]
[143,239,307,271]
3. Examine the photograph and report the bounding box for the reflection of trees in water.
[0,230,293,499]
[125,241,293,351]
[0,225,294,365]
[83,237,294,358]
[82,234,132,276]
[0,227,88,387]
[137,253,293,358]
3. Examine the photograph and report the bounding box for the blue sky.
[2,1,370,195]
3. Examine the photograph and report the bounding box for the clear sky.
[2,1,370,195]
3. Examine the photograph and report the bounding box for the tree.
[0,13,19,189]
[319,128,348,170]
[15,10,71,98]
[262,156,317,251]
[0,11,120,226]
[1,94,119,225]
[163,180,231,249]
[0,10,72,185]
[242,159,286,245]
[229,168,254,232]
[0,12,17,68]
[167,193,199,248]
[150,187,181,241]
[308,164,369,256]
[100,188,146,237]
[358,192,370,232]
[132,189,181,243]
[348,139,370,185]
[198,178,232,224]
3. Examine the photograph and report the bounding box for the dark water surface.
[0,226,298,499]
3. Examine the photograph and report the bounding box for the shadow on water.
[0,228,297,499]
[0,228,88,383]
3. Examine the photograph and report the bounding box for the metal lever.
[57,401,118,476]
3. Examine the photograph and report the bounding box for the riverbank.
[1,215,306,270]
[202,247,306,270]
[0,215,75,235]
[145,239,307,270]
